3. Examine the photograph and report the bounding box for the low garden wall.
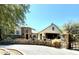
[14,38,62,48]
[0,37,62,48]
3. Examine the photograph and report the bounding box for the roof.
[20,24,34,29]
[38,23,62,33]
[21,26,35,30]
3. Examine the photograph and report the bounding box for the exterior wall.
[21,27,32,39]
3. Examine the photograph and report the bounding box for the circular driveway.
[0,45,79,55]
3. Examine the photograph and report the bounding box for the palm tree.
[0,4,30,40]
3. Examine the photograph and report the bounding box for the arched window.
[33,35,36,38]
[52,27,54,31]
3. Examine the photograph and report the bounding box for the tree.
[63,22,79,49]
[0,4,30,40]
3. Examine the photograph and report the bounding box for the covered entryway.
[45,33,60,39]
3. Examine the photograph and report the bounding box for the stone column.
[62,32,69,49]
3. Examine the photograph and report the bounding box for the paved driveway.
[0,45,79,55]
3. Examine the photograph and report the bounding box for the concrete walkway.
[0,45,79,55]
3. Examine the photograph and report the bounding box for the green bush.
[0,37,15,44]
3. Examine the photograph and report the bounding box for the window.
[32,35,36,40]
[52,27,54,30]
[16,30,19,35]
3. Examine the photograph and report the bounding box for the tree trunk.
[67,34,72,49]
[0,29,3,40]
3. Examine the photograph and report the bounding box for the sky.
[25,4,79,32]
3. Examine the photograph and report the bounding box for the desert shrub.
[51,39,61,48]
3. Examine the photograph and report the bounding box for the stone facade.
[21,27,32,39]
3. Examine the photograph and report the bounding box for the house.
[14,23,62,40]
[38,23,62,40]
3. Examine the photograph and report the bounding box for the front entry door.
[26,34,28,39]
